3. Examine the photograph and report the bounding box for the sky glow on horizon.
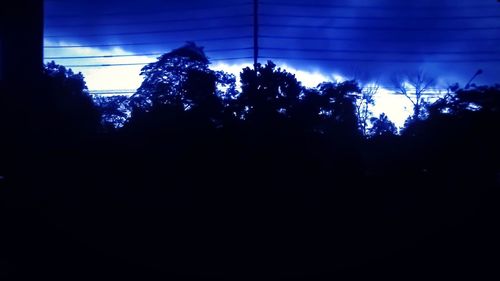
[43,39,422,127]
[43,0,500,128]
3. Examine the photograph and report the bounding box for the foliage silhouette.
[1,43,499,281]
[92,95,130,130]
[356,85,377,136]
[392,70,435,119]
[370,113,397,137]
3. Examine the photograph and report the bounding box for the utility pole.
[253,0,259,68]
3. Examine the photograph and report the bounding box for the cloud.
[44,39,156,91]
[371,89,413,128]
[212,61,414,126]
[45,0,500,87]
[41,42,443,127]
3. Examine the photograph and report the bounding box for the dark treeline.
[1,43,499,280]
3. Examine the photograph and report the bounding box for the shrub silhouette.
[2,43,499,281]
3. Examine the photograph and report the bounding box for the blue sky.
[43,0,500,126]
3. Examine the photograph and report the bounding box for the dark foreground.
[1,141,498,280]
[1,61,499,280]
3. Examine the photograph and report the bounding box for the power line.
[64,62,152,68]
[260,23,500,32]
[46,2,252,18]
[260,47,500,56]
[44,36,253,48]
[259,35,500,42]
[45,24,252,38]
[45,14,253,29]
[46,14,500,29]
[44,48,253,60]
[59,55,500,68]
[258,56,500,63]
[44,9,499,30]
[260,1,494,9]
[259,13,500,21]
[45,34,499,51]
[61,57,254,68]
[44,54,160,60]
[43,1,500,79]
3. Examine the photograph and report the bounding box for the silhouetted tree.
[93,95,130,129]
[2,48,500,281]
[36,61,101,137]
[392,70,435,119]
[289,87,324,133]
[430,84,500,116]
[128,42,237,130]
[131,42,211,111]
[317,80,361,136]
[0,61,101,207]
[237,61,303,122]
[356,84,377,136]
[369,113,397,137]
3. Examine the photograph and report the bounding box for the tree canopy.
[2,43,500,281]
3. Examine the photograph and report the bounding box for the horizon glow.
[44,41,435,127]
